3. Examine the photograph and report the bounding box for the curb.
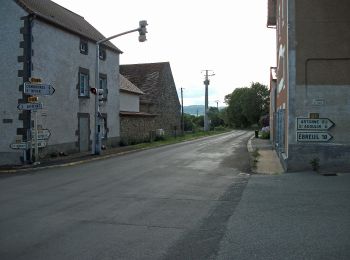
[0,131,234,174]
[0,148,149,174]
[247,135,254,153]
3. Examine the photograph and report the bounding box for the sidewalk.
[216,170,350,259]
[247,135,284,174]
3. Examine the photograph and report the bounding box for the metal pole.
[34,110,38,162]
[92,22,147,155]
[181,88,184,135]
[93,43,101,155]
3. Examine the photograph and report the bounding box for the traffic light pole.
[92,21,148,155]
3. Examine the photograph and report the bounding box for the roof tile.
[16,0,121,53]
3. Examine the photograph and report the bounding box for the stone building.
[267,0,350,172]
[120,62,181,136]
[119,74,156,144]
[0,0,121,165]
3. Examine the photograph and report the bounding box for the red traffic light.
[90,87,97,95]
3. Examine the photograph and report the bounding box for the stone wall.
[0,1,28,165]
[120,115,156,145]
[152,64,181,135]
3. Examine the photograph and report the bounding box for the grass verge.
[129,129,232,150]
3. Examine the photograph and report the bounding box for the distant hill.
[183,105,225,116]
[183,105,204,116]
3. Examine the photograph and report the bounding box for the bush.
[213,126,226,131]
[260,131,270,139]
[260,126,270,139]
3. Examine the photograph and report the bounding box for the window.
[78,68,89,97]
[80,39,88,55]
[99,74,107,100]
[99,48,106,60]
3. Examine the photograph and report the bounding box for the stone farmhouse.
[267,0,350,172]
[120,62,181,136]
[119,74,156,144]
[0,0,121,165]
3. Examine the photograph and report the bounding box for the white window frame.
[79,72,89,97]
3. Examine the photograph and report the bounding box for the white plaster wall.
[0,1,28,165]
[120,92,140,112]
[31,19,120,147]
[294,84,350,144]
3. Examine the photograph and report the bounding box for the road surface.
[0,130,252,260]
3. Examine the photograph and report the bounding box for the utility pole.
[215,100,219,111]
[180,87,184,135]
[202,70,215,131]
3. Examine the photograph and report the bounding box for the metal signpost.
[24,82,55,96]
[297,118,335,130]
[17,103,43,110]
[31,129,51,140]
[15,80,55,163]
[297,131,333,142]
[10,143,29,150]
[296,117,335,143]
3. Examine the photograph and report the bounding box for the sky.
[53,0,276,107]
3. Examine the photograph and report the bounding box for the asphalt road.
[0,130,253,260]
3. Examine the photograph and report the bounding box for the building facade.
[268,0,350,172]
[120,62,181,136]
[119,74,156,144]
[0,0,121,165]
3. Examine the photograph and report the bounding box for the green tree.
[208,107,225,129]
[225,82,269,128]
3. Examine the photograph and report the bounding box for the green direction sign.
[297,131,333,142]
[297,118,335,131]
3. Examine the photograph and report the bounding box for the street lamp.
[93,20,148,155]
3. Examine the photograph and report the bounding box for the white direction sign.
[31,140,47,148]
[10,142,28,149]
[10,140,47,149]
[297,131,333,142]
[31,129,51,140]
[17,103,43,110]
[297,118,335,130]
[24,82,55,96]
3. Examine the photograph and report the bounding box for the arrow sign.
[31,140,47,148]
[31,129,51,140]
[24,82,55,96]
[10,142,28,149]
[17,103,43,110]
[297,131,333,142]
[297,118,335,130]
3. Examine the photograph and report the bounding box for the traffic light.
[138,20,148,42]
[90,87,97,95]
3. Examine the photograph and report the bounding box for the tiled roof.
[119,74,144,95]
[120,111,157,117]
[120,62,170,103]
[16,0,122,53]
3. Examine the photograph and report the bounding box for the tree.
[207,107,225,129]
[225,82,269,128]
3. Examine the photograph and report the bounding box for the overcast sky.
[53,0,276,107]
